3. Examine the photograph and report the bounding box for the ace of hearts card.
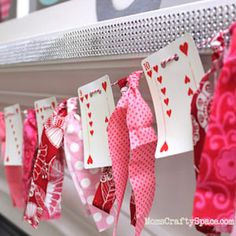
[4,104,23,166]
[142,33,204,158]
[78,75,115,169]
[34,96,57,144]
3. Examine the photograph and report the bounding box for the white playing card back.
[4,104,23,166]
[142,33,204,158]
[34,96,57,144]
[78,75,115,169]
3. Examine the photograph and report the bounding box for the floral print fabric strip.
[193,23,236,234]
[24,101,67,228]
[22,109,38,203]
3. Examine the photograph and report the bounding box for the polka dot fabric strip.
[64,97,115,232]
[108,71,157,236]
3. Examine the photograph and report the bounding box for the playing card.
[142,33,204,158]
[78,75,115,169]
[4,104,23,166]
[34,96,57,143]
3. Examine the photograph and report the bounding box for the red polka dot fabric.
[108,71,157,236]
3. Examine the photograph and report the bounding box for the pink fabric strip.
[193,23,236,234]
[108,71,157,235]
[22,109,38,203]
[5,166,24,208]
[64,97,115,232]
[0,112,5,162]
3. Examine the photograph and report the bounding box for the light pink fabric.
[64,97,115,232]
[0,112,5,161]
[108,71,157,236]
[22,109,38,203]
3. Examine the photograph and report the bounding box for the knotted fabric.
[0,112,5,161]
[193,23,236,234]
[64,97,115,231]
[22,109,38,203]
[108,71,157,235]
[24,101,67,228]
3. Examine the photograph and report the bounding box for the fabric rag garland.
[22,109,38,203]
[24,101,67,228]
[107,70,157,236]
[0,112,5,161]
[192,23,236,234]
[64,97,115,232]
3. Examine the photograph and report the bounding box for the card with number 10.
[142,33,204,158]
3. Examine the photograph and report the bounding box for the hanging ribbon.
[108,71,157,236]
[24,101,67,228]
[64,97,115,232]
[22,109,38,203]
[0,112,5,161]
[193,23,236,234]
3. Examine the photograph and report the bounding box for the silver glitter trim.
[0,1,235,66]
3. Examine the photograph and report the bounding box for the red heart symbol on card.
[86,103,90,109]
[11,124,13,129]
[157,76,162,84]
[16,108,19,114]
[89,121,93,127]
[90,130,94,136]
[105,117,109,123]
[16,144,19,148]
[85,94,89,100]
[102,81,107,92]
[51,101,56,109]
[13,131,15,135]
[40,108,43,112]
[185,76,191,84]
[161,87,166,95]
[88,112,92,118]
[164,98,169,106]
[87,155,93,165]
[14,137,17,141]
[160,141,169,152]
[179,42,188,56]
[166,109,172,117]
[153,65,158,73]
[6,156,9,162]
[41,115,44,120]
[80,97,84,103]
[36,109,39,113]
[147,70,152,78]
[18,151,20,155]
[188,87,193,96]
